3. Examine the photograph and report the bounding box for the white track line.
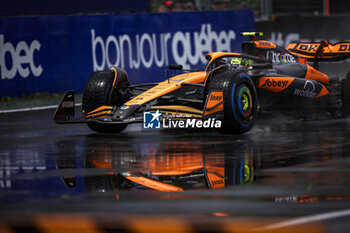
[252,209,350,231]
[0,103,82,114]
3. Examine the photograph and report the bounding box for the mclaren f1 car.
[54,32,350,134]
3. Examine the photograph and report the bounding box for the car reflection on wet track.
[56,136,255,192]
[0,109,350,232]
[52,130,350,199]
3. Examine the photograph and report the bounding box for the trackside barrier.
[0,10,254,97]
[0,213,325,233]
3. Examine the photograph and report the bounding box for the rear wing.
[287,41,350,61]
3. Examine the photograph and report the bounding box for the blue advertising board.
[0,0,148,17]
[0,10,254,98]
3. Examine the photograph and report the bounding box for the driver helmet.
[230,57,252,69]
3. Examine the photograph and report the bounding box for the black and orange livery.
[54,32,350,134]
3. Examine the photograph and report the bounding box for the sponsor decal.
[161,113,197,121]
[275,196,298,203]
[91,24,236,71]
[266,51,296,63]
[296,43,350,53]
[257,41,276,48]
[207,172,225,188]
[261,78,289,88]
[293,90,317,98]
[210,179,224,187]
[259,41,271,46]
[298,44,319,52]
[210,94,223,101]
[61,101,74,108]
[145,99,158,107]
[294,80,317,98]
[120,106,129,110]
[0,34,43,80]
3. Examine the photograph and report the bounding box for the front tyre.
[207,70,258,134]
[82,68,129,133]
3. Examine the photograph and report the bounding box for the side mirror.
[169,64,183,70]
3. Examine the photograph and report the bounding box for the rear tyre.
[341,70,350,115]
[206,70,258,134]
[82,68,130,133]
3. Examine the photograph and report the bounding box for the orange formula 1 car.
[54,32,350,134]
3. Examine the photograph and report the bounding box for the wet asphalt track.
[0,108,350,232]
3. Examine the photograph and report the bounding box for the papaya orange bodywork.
[85,106,113,115]
[205,52,240,71]
[150,105,202,115]
[203,91,224,116]
[84,106,113,118]
[144,147,203,176]
[315,85,329,98]
[125,176,184,192]
[84,111,111,118]
[204,104,223,116]
[297,57,308,64]
[124,72,206,106]
[305,65,329,83]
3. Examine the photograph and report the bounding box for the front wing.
[53,91,224,126]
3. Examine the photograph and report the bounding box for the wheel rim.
[237,84,253,119]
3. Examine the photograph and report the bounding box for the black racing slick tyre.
[206,70,258,134]
[82,68,130,133]
[341,70,350,115]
